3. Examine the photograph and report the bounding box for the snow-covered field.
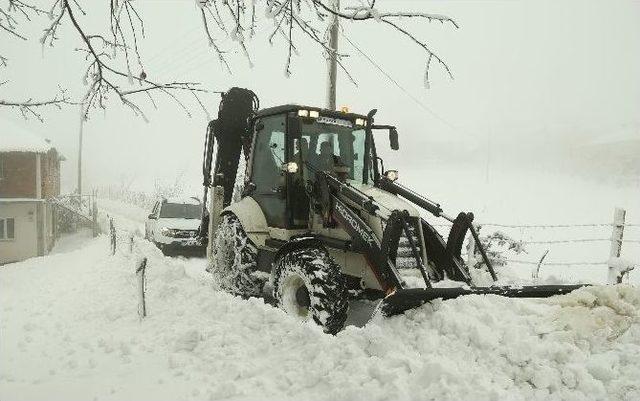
[1,187,640,401]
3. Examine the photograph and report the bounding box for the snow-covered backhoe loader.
[199,87,586,334]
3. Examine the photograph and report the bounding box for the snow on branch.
[50,0,207,121]
[0,87,72,121]
[1,0,208,121]
[313,1,457,88]
[0,0,69,118]
[196,0,456,86]
[0,0,47,41]
[2,0,458,121]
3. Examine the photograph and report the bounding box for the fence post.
[136,258,147,319]
[129,235,134,253]
[92,196,98,237]
[608,207,626,284]
[109,218,116,255]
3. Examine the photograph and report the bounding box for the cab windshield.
[159,203,201,219]
[294,119,368,184]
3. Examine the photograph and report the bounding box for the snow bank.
[1,234,639,401]
[97,198,148,235]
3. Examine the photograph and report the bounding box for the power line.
[339,30,473,140]
[505,259,608,266]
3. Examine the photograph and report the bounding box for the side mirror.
[389,127,399,150]
[148,213,156,220]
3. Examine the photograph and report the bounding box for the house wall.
[0,152,37,198]
[41,149,61,198]
[0,148,61,264]
[0,201,39,265]
[0,149,60,199]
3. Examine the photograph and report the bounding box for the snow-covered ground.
[1,192,640,401]
[1,229,639,401]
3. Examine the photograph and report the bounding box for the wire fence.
[444,211,639,276]
[505,260,608,267]
[518,238,640,245]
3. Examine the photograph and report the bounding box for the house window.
[0,218,15,240]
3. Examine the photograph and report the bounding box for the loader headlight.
[282,162,299,173]
[384,170,399,182]
[355,118,366,126]
[299,109,320,118]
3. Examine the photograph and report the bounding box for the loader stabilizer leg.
[380,284,589,317]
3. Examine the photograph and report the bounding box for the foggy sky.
[1,0,639,194]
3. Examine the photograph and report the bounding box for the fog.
[1,0,639,196]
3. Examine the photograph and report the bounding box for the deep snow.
[1,213,639,400]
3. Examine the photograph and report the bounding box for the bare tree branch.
[1,0,47,41]
[0,88,72,122]
[380,18,453,88]
[196,0,455,87]
[1,0,458,121]
[47,0,207,121]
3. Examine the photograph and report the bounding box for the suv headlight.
[160,227,175,237]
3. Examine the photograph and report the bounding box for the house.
[0,119,65,265]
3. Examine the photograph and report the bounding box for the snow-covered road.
[1,226,640,400]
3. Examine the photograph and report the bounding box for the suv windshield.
[295,120,367,184]
[159,203,201,219]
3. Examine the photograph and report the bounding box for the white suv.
[145,197,205,255]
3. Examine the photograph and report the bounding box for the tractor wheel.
[210,214,263,297]
[273,246,348,334]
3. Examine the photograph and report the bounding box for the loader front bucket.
[381,284,589,317]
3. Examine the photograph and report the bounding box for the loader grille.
[394,219,423,269]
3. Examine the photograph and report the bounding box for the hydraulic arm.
[313,171,589,317]
[199,88,259,238]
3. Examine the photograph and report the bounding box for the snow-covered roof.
[0,118,55,153]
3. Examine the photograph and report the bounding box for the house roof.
[0,118,55,154]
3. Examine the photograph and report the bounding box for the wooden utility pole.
[77,103,84,196]
[326,0,340,110]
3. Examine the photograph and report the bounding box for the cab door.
[249,115,287,228]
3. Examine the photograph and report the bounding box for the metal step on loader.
[198,87,587,334]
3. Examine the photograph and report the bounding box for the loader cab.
[245,105,378,229]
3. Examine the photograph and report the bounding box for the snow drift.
[1,232,639,401]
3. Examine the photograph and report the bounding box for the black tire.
[210,214,263,297]
[273,246,348,334]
